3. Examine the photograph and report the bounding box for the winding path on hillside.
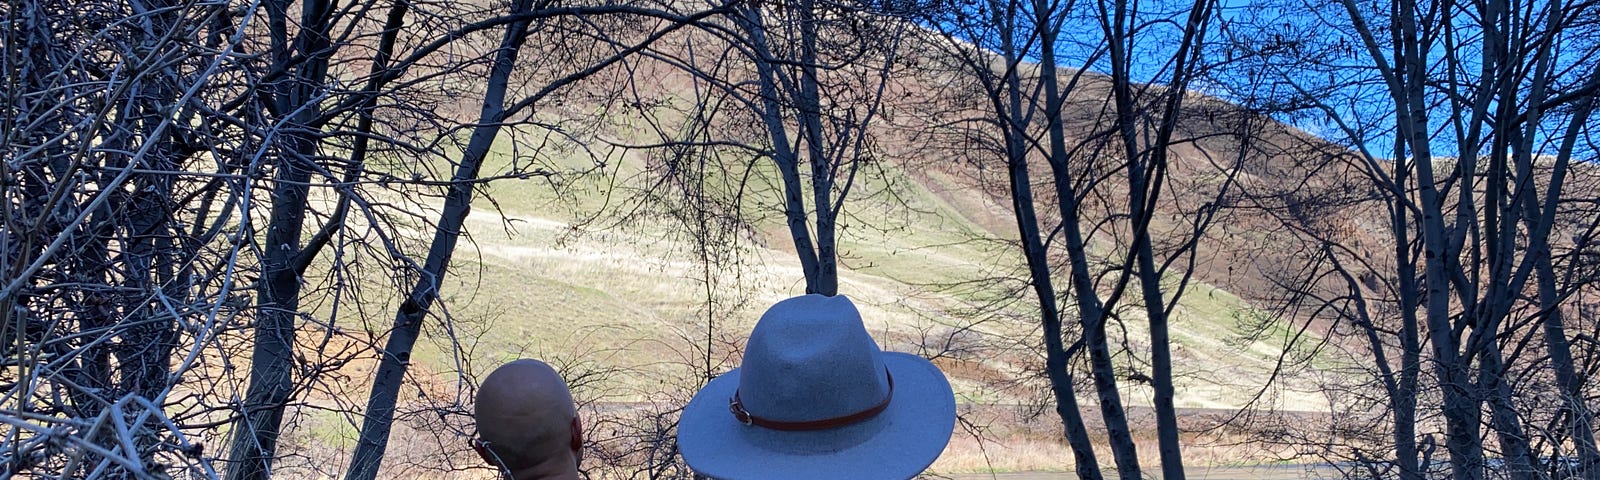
[945,464,1334,480]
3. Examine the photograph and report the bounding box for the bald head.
[473,359,581,478]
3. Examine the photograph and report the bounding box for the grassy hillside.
[280,28,1349,477]
[398,128,1333,412]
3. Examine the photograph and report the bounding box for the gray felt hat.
[678,294,956,480]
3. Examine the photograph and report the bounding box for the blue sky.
[924,0,1598,160]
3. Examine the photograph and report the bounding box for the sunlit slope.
[412,131,1331,412]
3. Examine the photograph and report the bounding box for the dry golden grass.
[929,404,1309,475]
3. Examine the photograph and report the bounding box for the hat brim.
[678,352,956,480]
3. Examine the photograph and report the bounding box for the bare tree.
[2,0,251,475]
[914,0,1243,477]
[1220,0,1600,477]
[1096,1,1225,477]
[912,1,1111,477]
[726,0,914,296]
[338,2,726,478]
[2,0,725,476]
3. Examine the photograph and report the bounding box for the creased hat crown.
[737,294,890,423]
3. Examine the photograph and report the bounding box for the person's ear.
[570,414,584,464]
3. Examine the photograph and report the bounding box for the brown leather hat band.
[728,372,894,431]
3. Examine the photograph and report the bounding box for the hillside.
[283,20,1356,478]
[14,0,1600,477]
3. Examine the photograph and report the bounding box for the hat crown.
[737,294,890,423]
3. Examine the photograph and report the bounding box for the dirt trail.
[945,464,1334,480]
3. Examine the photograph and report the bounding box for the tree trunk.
[794,0,839,297]
[1391,185,1425,480]
[1526,92,1600,473]
[1123,3,1213,477]
[343,0,533,476]
[1003,98,1104,480]
[1037,12,1140,475]
[1335,0,1489,472]
[737,5,823,294]
[1000,14,1104,478]
[226,131,315,480]
[1096,0,1213,475]
[1478,347,1538,479]
[226,0,336,475]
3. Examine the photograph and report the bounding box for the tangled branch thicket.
[1,0,698,476]
[6,0,1600,478]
